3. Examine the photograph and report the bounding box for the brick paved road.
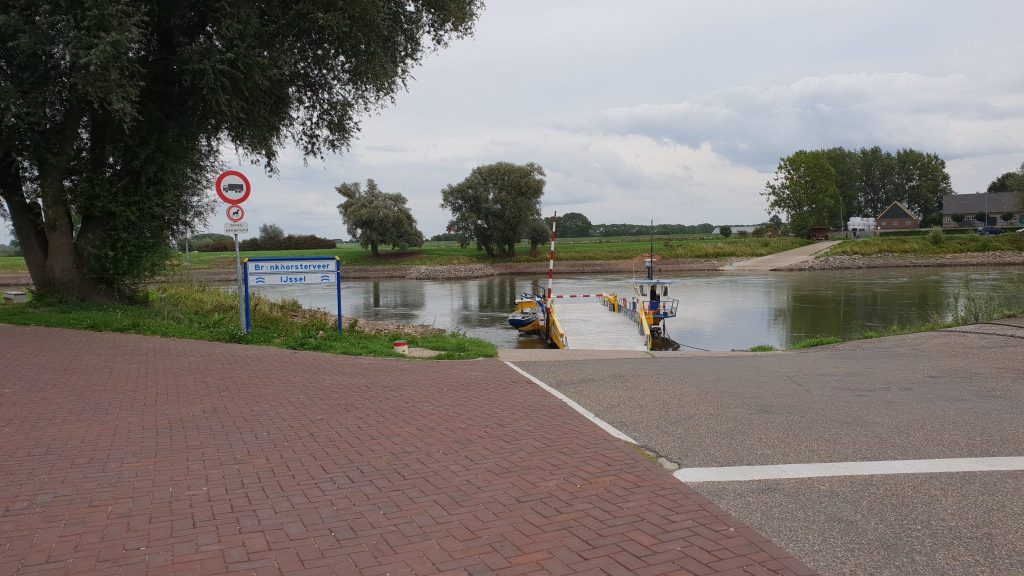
[0,325,815,576]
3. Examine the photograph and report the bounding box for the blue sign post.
[242,256,342,335]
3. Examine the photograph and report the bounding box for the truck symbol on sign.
[223,183,244,194]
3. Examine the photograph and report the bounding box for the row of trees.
[339,162,550,258]
[763,147,954,237]
[339,160,750,258]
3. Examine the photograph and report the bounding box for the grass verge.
[0,283,497,360]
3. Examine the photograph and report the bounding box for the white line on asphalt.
[674,457,1024,482]
[504,361,638,444]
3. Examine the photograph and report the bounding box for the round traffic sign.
[215,170,252,204]
[226,204,245,222]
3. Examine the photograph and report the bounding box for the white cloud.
[595,73,1024,170]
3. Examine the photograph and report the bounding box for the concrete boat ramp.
[550,299,648,350]
[721,240,840,271]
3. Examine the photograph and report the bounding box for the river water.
[247,267,1024,351]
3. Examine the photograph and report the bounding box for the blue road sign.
[242,256,342,335]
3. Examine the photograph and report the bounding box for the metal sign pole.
[335,257,343,335]
[234,233,244,330]
[243,258,252,334]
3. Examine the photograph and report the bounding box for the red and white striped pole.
[547,212,558,300]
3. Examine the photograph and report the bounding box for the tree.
[951,213,966,225]
[762,151,839,238]
[0,1,481,301]
[337,180,424,256]
[550,212,592,238]
[766,146,953,231]
[821,147,863,221]
[768,215,784,227]
[893,149,953,226]
[987,162,1024,193]
[259,224,285,242]
[987,162,1024,213]
[441,162,546,257]
[1001,212,1015,223]
[719,225,733,238]
[525,218,551,257]
[975,211,987,223]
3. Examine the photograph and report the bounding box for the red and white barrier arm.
[547,212,557,300]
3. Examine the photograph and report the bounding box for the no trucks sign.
[215,170,252,204]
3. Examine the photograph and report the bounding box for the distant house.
[942,192,1023,228]
[876,202,920,230]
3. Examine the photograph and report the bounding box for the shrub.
[719,225,732,238]
[240,234,337,251]
[927,227,945,246]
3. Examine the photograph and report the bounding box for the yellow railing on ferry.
[602,293,619,312]
[638,304,653,350]
[546,301,567,349]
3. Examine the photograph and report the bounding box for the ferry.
[506,213,680,350]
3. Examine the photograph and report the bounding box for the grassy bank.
[825,232,1024,256]
[0,283,497,360]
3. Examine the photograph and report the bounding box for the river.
[246,267,1024,351]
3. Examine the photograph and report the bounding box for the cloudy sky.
[15,0,1022,245]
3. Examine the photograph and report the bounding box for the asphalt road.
[511,323,1024,576]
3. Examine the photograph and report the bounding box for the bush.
[927,227,945,246]
[240,234,337,251]
[198,239,235,252]
[736,230,749,238]
[194,234,337,252]
[719,225,733,238]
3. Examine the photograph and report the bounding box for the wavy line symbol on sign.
[254,276,265,284]
[320,275,332,283]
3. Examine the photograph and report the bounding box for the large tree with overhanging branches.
[0,0,481,300]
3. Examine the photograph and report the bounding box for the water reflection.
[248,267,1024,351]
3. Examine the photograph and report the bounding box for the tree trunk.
[0,105,115,301]
[371,241,379,256]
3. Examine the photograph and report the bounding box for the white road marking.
[674,457,1024,482]
[504,362,638,444]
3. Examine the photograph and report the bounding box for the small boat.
[508,293,546,333]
